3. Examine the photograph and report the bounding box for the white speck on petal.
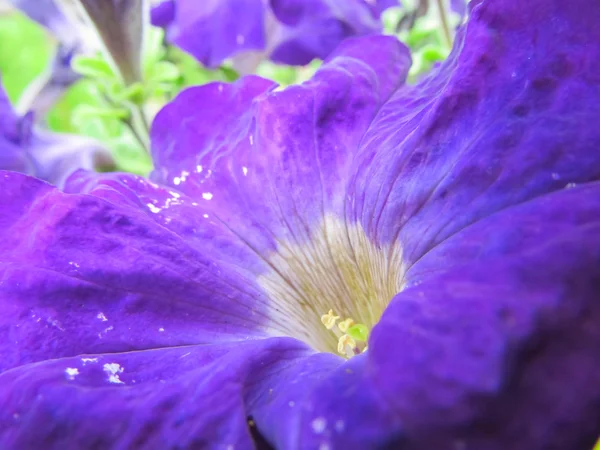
[68,261,80,268]
[147,203,161,213]
[311,417,326,434]
[249,135,254,145]
[242,166,248,176]
[566,182,577,189]
[65,368,79,380]
[202,192,213,200]
[203,214,209,219]
[196,165,203,173]
[81,357,98,365]
[47,318,65,331]
[97,312,108,322]
[288,401,295,407]
[319,444,330,450]
[159,327,165,332]
[103,363,124,384]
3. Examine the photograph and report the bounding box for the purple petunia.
[1,0,600,448]
[0,80,114,187]
[151,0,398,68]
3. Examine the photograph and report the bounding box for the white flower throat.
[259,215,405,356]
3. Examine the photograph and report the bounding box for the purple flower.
[2,0,600,448]
[10,0,146,111]
[0,81,114,187]
[151,0,396,68]
[7,0,82,118]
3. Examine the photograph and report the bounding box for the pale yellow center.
[258,215,405,354]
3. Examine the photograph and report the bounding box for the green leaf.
[110,133,153,175]
[71,54,117,80]
[73,104,130,121]
[47,80,104,133]
[422,45,447,63]
[217,65,240,82]
[145,61,180,83]
[0,11,54,103]
[143,27,167,68]
[166,46,238,88]
[106,81,146,105]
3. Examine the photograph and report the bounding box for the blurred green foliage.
[0,11,53,103]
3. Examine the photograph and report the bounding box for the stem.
[435,0,453,48]
[126,105,151,153]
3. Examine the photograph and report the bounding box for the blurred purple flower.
[9,0,146,117]
[7,0,82,118]
[451,0,467,17]
[1,0,600,448]
[151,0,397,68]
[0,80,114,187]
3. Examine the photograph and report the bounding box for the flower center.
[321,310,370,358]
[258,214,405,355]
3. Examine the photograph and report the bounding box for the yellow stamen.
[337,334,357,357]
[320,309,339,330]
[338,318,355,333]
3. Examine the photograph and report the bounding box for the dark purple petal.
[148,0,600,445]
[1,79,113,186]
[368,183,600,449]
[151,34,409,226]
[350,0,600,263]
[1,85,31,173]
[154,0,267,68]
[150,0,175,27]
[0,36,410,445]
[0,338,329,449]
[153,0,388,67]
[268,0,386,65]
[0,172,278,372]
[2,0,600,447]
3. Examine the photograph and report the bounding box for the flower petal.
[151,35,409,243]
[251,184,600,449]
[0,337,324,449]
[350,0,600,265]
[26,130,114,187]
[153,0,391,67]
[0,83,29,172]
[1,77,113,186]
[269,0,383,65]
[0,172,276,372]
[367,183,600,448]
[153,0,267,68]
